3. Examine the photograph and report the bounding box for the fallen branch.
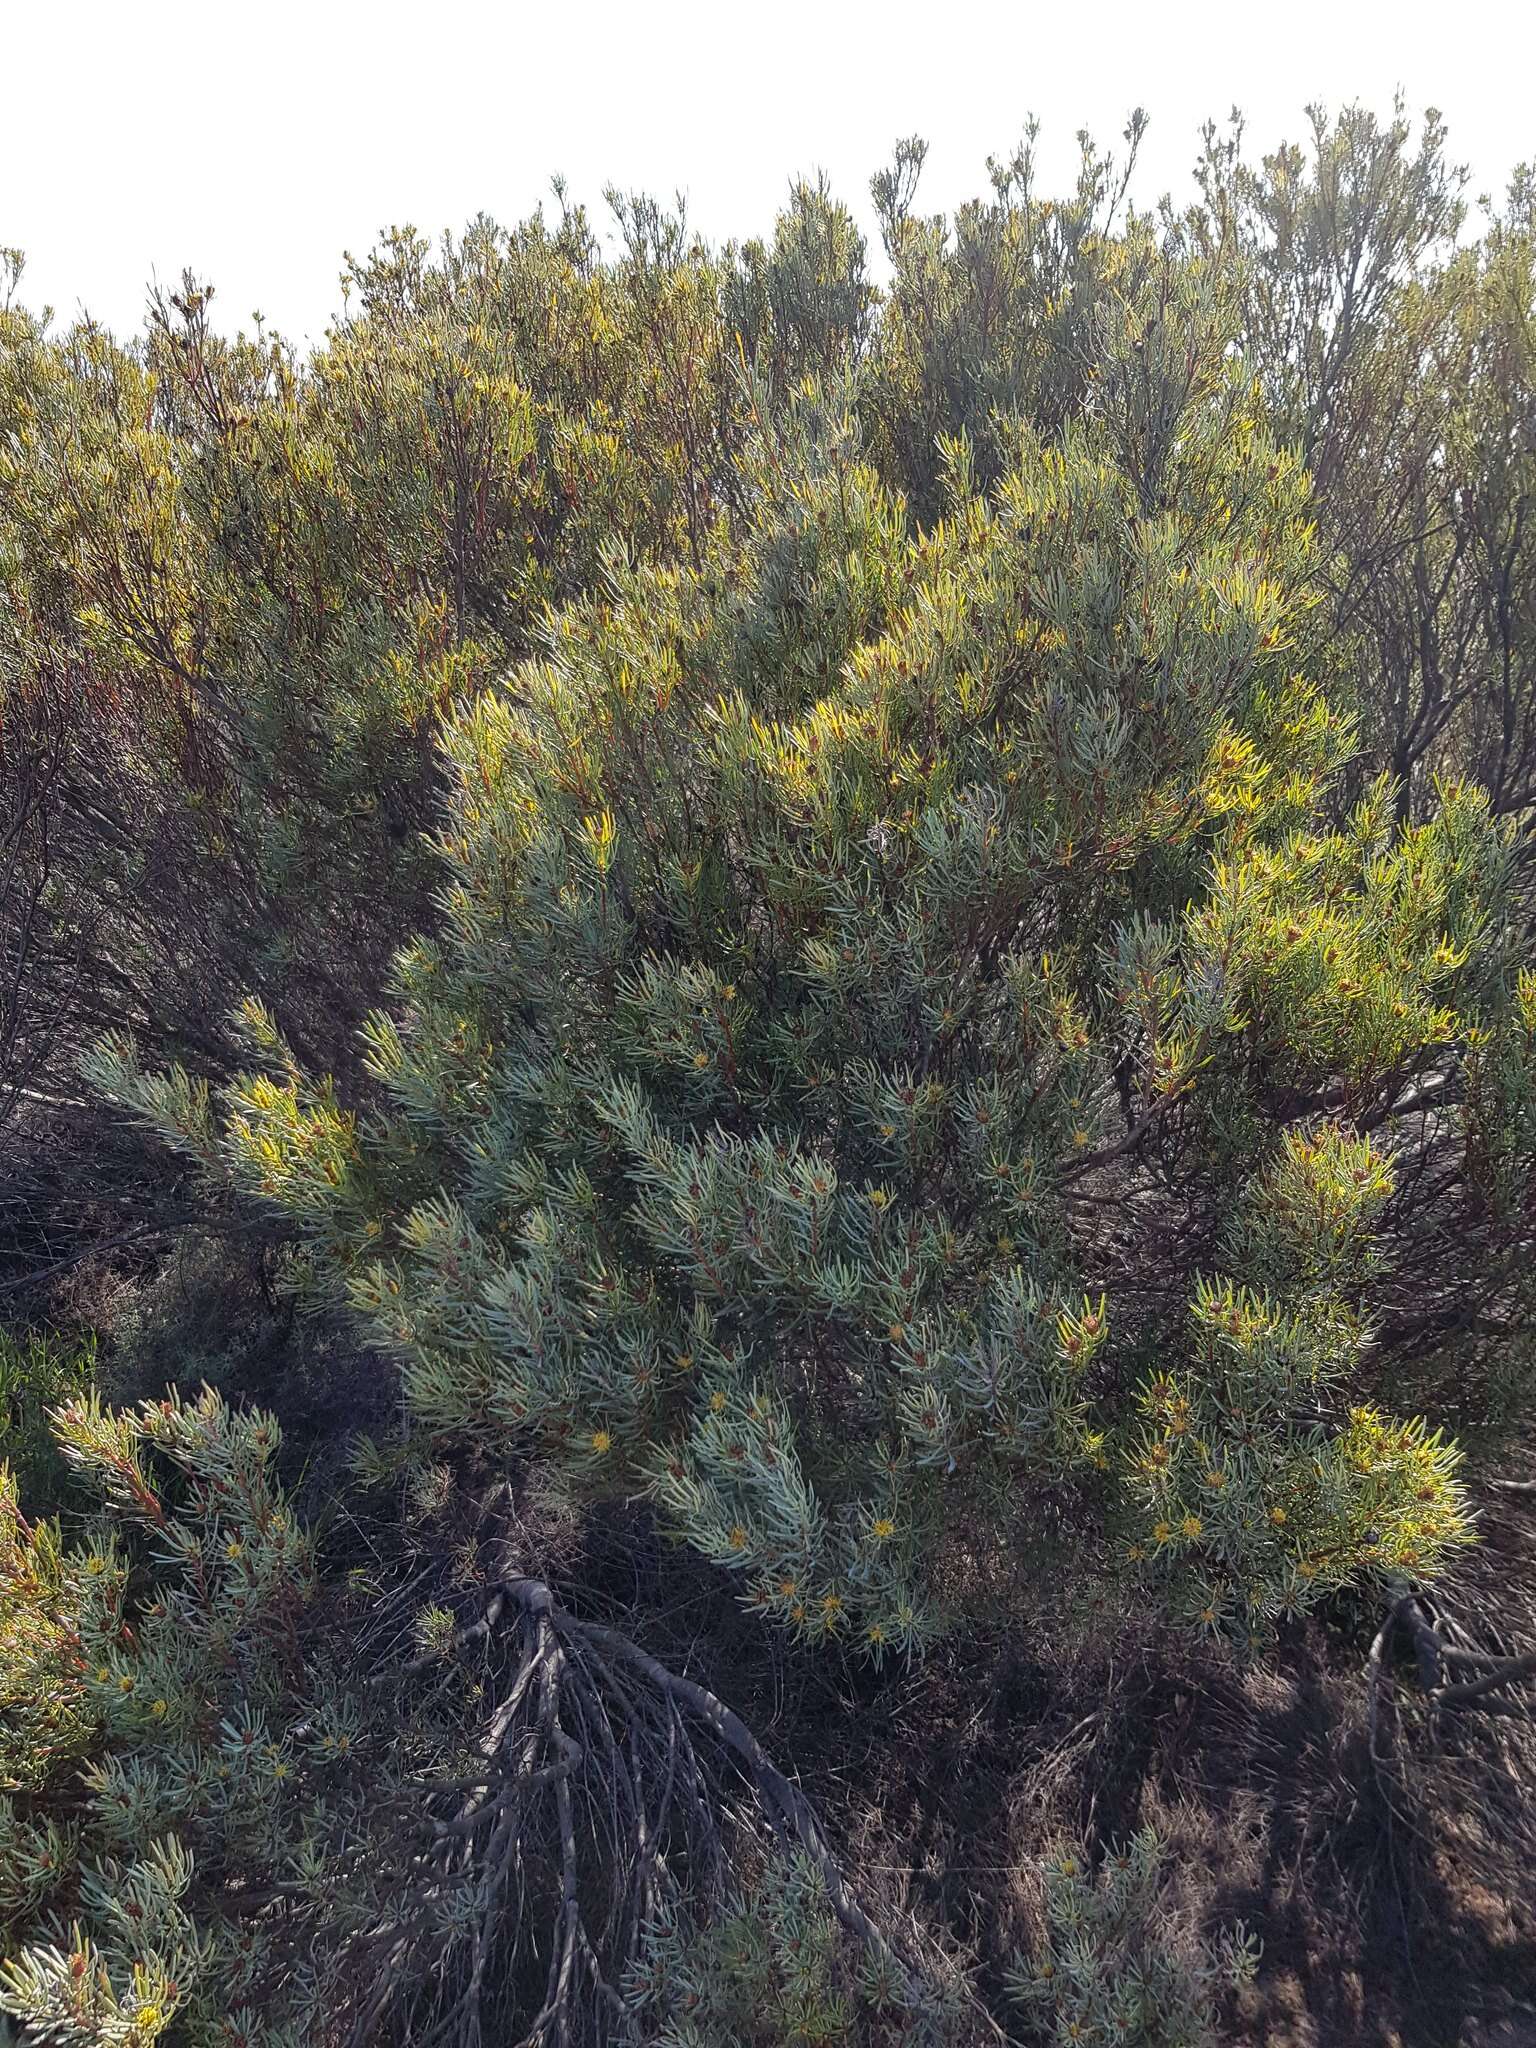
[1435,1650,1536,1710]
[1365,1590,1536,1755]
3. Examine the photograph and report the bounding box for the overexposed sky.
[4,0,1532,347]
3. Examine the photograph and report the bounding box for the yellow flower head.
[590,1428,613,1456]
[871,1517,896,1542]
[1181,1515,1203,1541]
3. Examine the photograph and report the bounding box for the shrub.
[0,1388,329,2044]
[0,1384,945,2048]
[89,249,1516,1658]
[1006,1829,1258,2047]
[628,1847,948,2046]
[0,1330,93,1511]
[9,102,1536,2048]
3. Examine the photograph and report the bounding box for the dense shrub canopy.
[2,100,1535,2048]
[99,336,1507,1654]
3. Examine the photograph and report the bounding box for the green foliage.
[6,100,1536,2047]
[1176,102,1536,816]
[88,231,1512,1653]
[0,1389,333,2044]
[864,118,1148,518]
[0,1330,93,1510]
[1006,1830,1258,2047]
[628,1848,943,2045]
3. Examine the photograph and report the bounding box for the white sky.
[4,0,1533,348]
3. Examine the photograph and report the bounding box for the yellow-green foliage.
[87,237,1516,1657]
[1006,1829,1258,2047]
[9,102,1536,2048]
[628,1848,943,2046]
[0,1392,331,2046]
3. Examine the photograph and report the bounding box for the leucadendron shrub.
[0,1390,333,2046]
[92,249,1532,1658]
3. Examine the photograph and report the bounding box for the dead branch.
[1434,1651,1536,1709]
[346,1570,949,2048]
[1365,1588,1536,1756]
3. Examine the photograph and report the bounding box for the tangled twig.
[346,1567,936,2048]
[1366,1587,1536,1763]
